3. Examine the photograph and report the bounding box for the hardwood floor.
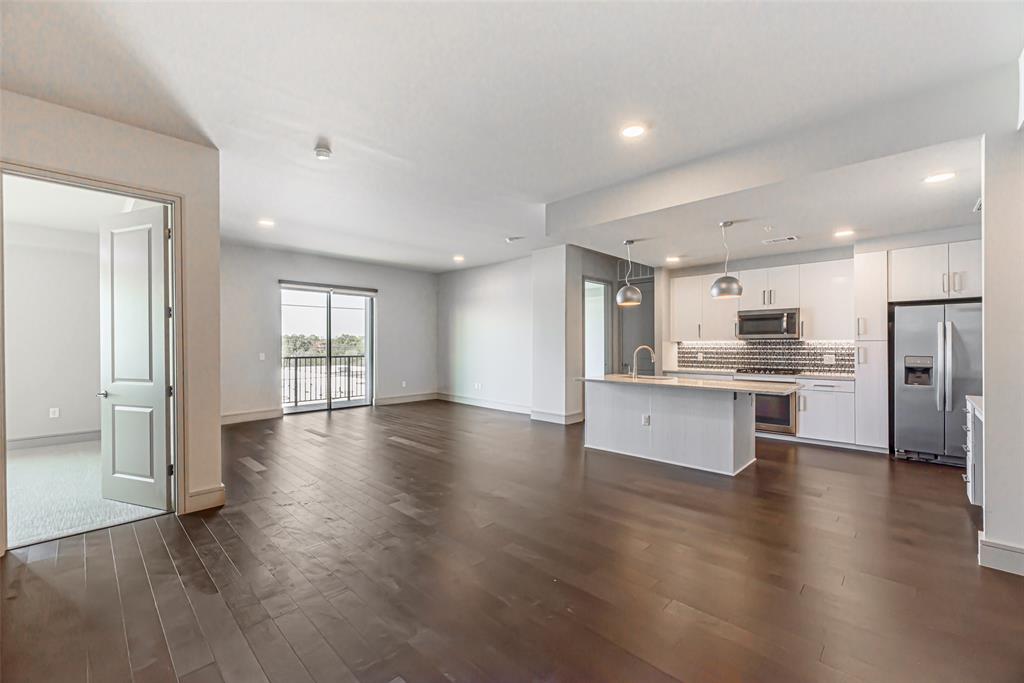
[3,400,1023,682]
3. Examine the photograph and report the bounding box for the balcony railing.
[281,355,368,407]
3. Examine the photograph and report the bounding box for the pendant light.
[709,220,743,299]
[616,240,642,307]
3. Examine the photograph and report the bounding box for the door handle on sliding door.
[944,321,953,412]
[936,322,944,412]
[96,390,109,398]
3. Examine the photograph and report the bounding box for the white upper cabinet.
[888,240,982,302]
[854,251,888,341]
[799,259,854,340]
[888,243,950,302]
[948,239,982,298]
[737,265,799,310]
[767,265,800,308]
[700,274,740,340]
[669,276,702,341]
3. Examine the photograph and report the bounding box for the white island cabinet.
[582,375,797,476]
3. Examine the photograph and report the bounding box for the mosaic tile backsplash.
[677,340,855,375]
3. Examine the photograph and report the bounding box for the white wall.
[1,91,222,520]
[437,257,532,413]
[3,224,99,442]
[220,243,439,419]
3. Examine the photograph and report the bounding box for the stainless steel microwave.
[736,308,801,339]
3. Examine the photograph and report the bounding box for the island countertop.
[580,374,798,396]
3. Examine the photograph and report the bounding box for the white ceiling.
[569,136,983,268]
[1,2,1021,271]
[2,174,160,232]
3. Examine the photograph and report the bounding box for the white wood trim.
[438,393,531,415]
[531,410,584,425]
[979,532,1024,576]
[756,431,889,454]
[184,484,225,513]
[7,430,101,450]
[374,393,440,406]
[221,408,284,425]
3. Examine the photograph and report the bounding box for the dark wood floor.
[3,400,1023,682]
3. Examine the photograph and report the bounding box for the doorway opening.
[584,279,612,377]
[2,172,175,548]
[280,282,374,413]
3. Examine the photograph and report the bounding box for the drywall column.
[980,128,1024,575]
[531,245,581,424]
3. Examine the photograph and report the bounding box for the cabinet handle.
[798,395,805,411]
[698,323,701,339]
[953,272,961,292]
[813,383,835,388]
[734,321,739,337]
[857,346,866,364]
[762,289,766,305]
[800,320,805,337]
[942,272,949,293]
[856,316,865,336]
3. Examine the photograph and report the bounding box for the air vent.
[762,235,799,245]
[617,260,654,281]
[972,197,982,213]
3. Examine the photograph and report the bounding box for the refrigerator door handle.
[944,320,953,412]
[936,321,945,412]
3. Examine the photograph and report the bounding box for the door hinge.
[167,463,175,477]
[166,227,172,240]
[167,306,173,318]
[168,385,174,397]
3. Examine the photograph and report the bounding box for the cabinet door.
[767,265,800,308]
[798,259,854,340]
[700,274,739,340]
[669,276,702,341]
[798,390,855,443]
[854,251,888,341]
[855,340,888,448]
[948,239,981,298]
[737,268,768,311]
[888,243,949,302]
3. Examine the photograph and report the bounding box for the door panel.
[944,303,982,456]
[893,304,945,455]
[799,259,854,339]
[669,276,701,341]
[889,243,949,302]
[948,240,982,298]
[738,269,768,311]
[767,265,800,309]
[99,206,170,511]
[854,251,888,340]
[700,273,739,340]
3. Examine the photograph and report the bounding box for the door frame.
[582,277,614,377]
[0,161,185,554]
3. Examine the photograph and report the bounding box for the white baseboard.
[531,410,584,425]
[184,484,225,513]
[7,430,101,450]
[221,408,283,425]
[979,532,1024,576]
[755,432,889,454]
[438,393,531,415]
[375,392,439,406]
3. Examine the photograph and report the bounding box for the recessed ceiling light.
[257,218,275,228]
[452,254,465,263]
[621,124,647,139]
[834,228,855,238]
[665,256,681,263]
[923,171,955,184]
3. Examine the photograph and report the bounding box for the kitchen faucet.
[632,345,656,380]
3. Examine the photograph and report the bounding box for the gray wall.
[3,224,99,442]
[220,242,439,419]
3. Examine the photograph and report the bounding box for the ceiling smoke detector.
[314,140,332,160]
[762,235,800,245]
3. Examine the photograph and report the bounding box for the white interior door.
[99,206,171,510]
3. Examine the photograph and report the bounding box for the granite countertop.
[581,374,798,396]
[669,367,737,375]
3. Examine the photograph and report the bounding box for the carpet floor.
[6,440,162,547]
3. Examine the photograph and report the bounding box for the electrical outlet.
[697,352,704,361]
[401,380,407,388]
[641,414,651,426]
[823,353,836,365]
[49,408,60,418]
[474,382,482,390]
[258,352,266,361]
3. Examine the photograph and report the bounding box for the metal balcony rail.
[281,355,367,406]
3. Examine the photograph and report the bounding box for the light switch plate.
[401,380,407,388]
[258,352,266,361]
[823,353,836,365]
[49,408,60,418]
[641,414,651,426]
[697,352,704,361]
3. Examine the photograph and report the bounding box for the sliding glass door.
[281,285,373,413]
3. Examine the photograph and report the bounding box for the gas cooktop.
[734,368,801,375]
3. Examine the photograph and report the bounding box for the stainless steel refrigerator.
[893,302,982,465]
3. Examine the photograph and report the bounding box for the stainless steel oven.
[755,392,797,434]
[736,308,801,340]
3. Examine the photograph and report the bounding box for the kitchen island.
[581,375,798,476]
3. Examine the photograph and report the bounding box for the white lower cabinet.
[797,381,855,443]
[854,341,888,449]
